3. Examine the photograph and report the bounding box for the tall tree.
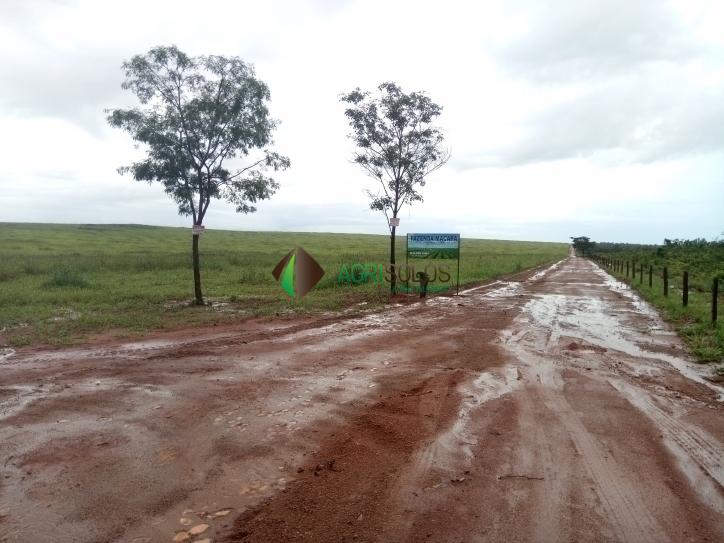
[341,82,449,294]
[108,45,289,305]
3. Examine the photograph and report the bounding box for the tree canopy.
[107,45,289,226]
[340,82,449,228]
[341,82,449,294]
[571,236,595,256]
[107,45,289,304]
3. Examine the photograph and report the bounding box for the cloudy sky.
[1,0,722,243]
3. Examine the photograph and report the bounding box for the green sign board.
[407,233,460,259]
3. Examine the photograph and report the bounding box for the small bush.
[45,268,90,288]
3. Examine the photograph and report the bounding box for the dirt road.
[1,257,722,542]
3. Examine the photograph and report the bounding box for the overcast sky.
[1,0,722,243]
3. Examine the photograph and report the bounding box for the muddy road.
[1,257,722,542]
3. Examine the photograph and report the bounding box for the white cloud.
[0,0,722,244]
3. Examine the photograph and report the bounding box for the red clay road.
[0,257,722,542]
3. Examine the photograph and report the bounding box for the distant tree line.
[595,238,724,252]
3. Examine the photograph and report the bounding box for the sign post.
[406,233,461,295]
[457,237,461,295]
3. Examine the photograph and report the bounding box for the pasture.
[0,223,568,347]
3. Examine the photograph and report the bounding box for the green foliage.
[0,223,568,346]
[570,236,595,256]
[340,82,449,221]
[340,82,450,293]
[107,45,289,222]
[107,45,290,304]
[595,239,723,292]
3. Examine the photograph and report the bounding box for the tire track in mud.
[513,383,572,542]
[540,371,666,542]
[609,379,724,511]
[382,365,521,542]
[224,370,468,542]
[500,257,723,542]
[504,331,666,542]
[2,257,723,542]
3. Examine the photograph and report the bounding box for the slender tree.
[108,45,289,305]
[341,82,449,294]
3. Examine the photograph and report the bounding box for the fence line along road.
[589,255,719,325]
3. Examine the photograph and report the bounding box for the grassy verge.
[0,223,568,347]
[593,257,723,373]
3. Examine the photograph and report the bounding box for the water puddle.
[437,366,520,470]
[529,261,562,281]
[0,347,16,363]
[521,289,723,398]
[0,384,40,421]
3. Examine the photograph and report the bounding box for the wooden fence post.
[683,271,689,307]
[713,278,718,324]
[648,265,652,288]
[663,267,668,296]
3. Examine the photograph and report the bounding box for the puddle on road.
[484,282,521,298]
[17,339,188,363]
[529,261,562,281]
[459,280,506,295]
[522,288,722,398]
[591,267,663,321]
[0,384,40,421]
[0,347,15,363]
[436,366,520,471]
[497,258,724,526]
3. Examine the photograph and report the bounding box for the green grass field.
[0,223,568,347]
[592,241,723,369]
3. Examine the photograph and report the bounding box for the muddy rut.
[0,257,722,542]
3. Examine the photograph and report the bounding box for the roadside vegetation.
[108,46,289,306]
[0,223,567,347]
[592,238,723,371]
[340,82,449,293]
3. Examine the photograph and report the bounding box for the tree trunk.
[389,224,396,295]
[192,233,204,305]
